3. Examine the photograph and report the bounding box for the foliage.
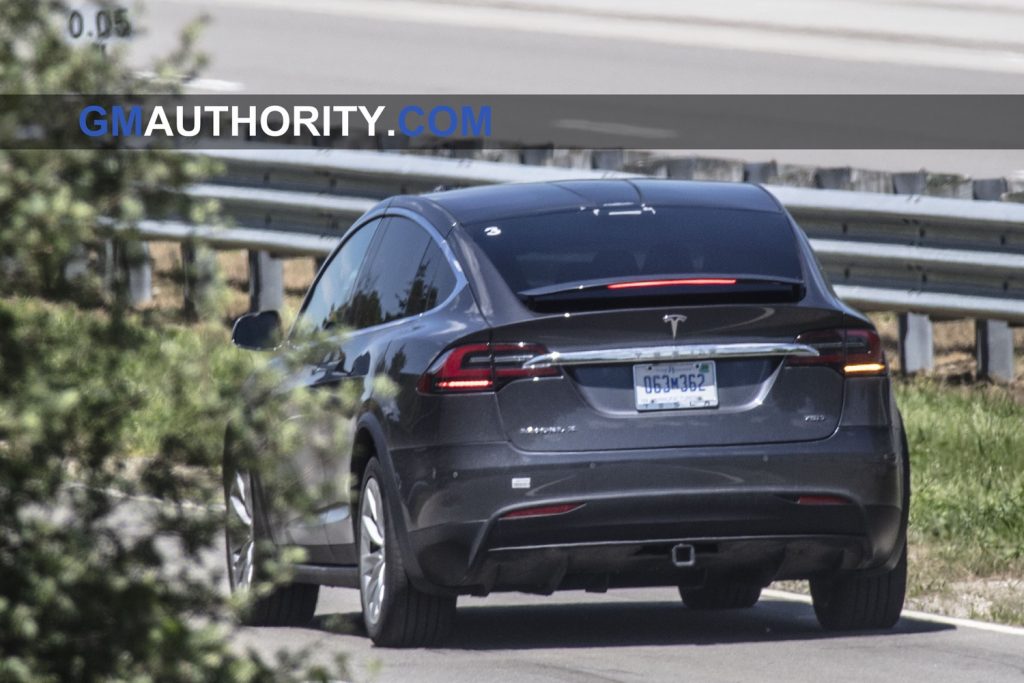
[0,0,219,303]
[0,301,357,682]
[0,2,353,681]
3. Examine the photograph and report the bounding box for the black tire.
[358,458,456,647]
[811,419,910,632]
[810,542,907,631]
[243,581,320,628]
[223,447,319,627]
[680,581,762,610]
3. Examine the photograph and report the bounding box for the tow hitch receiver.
[671,543,696,568]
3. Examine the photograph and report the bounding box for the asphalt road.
[99,476,1024,682]
[135,0,1024,94]
[230,583,1024,683]
[129,0,1024,176]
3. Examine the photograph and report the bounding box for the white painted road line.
[134,70,245,92]
[763,589,1024,637]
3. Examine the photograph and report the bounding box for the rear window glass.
[464,207,801,293]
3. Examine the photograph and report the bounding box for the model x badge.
[663,314,687,340]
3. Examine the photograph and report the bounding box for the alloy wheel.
[227,470,256,590]
[359,477,387,627]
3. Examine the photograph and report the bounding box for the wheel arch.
[352,412,445,595]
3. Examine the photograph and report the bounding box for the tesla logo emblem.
[663,314,687,339]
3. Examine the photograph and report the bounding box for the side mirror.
[231,310,282,350]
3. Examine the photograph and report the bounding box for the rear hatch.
[455,194,851,451]
[488,305,846,451]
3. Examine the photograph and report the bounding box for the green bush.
[0,3,351,680]
[0,294,360,681]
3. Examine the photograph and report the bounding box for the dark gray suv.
[225,179,909,647]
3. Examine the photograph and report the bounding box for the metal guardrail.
[132,219,338,256]
[125,148,1022,379]
[167,149,1024,318]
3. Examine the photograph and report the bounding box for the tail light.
[418,342,560,393]
[788,328,886,376]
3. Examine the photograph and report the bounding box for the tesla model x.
[224,179,909,647]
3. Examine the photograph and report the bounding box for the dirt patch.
[147,243,317,325]
[869,311,1023,390]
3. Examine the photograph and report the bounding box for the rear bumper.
[387,426,904,595]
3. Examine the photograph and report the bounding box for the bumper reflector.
[501,503,583,519]
[797,495,849,506]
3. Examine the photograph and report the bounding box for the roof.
[416,179,783,225]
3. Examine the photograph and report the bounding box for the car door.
[277,216,384,563]
[320,215,439,563]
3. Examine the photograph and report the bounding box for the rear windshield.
[464,206,803,294]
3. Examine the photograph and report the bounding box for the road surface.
[99,458,1024,682]
[230,582,1024,682]
[125,0,1024,176]
[134,0,1024,94]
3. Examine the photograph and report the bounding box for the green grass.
[899,378,1024,574]
[897,378,1024,622]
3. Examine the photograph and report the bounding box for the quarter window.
[405,241,457,317]
[349,217,432,330]
[348,217,458,329]
[295,218,382,334]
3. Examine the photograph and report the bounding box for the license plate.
[633,361,718,411]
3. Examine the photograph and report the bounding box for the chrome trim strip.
[522,343,820,368]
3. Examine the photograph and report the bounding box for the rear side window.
[350,217,433,329]
[466,207,801,293]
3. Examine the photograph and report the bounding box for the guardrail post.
[969,178,1019,383]
[900,172,1018,381]
[892,171,972,198]
[121,240,153,307]
[100,239,116,294]
[549,149,593,169]
[591,150,624,171]
[816,167,892,193]
[62,243,91,284]
[248,250,284,312]
[890,170,965,377]
[972,177,1007,201]
[898,312,934,375]
[94,238,153,307]
[745,161,817,187]
[660,157,745,182]
[478,148,523,165]
[181,241,219,319]
[521,147,553,166]
[975,320,1015,383]
[744,162,776,184]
